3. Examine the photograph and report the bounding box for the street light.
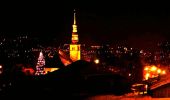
[157,69,161,74]
[162,70,166,74]
[0,65,2,74]
[94,59,99,64]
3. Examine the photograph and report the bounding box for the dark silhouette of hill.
[1,60,131,99]
[45,60,98,78]
[41,60,131,96]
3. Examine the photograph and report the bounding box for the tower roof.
[73,9,76,25]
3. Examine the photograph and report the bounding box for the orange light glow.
[144,67,149,71]
[58,49,72,66]
[44,68,59,74]
[143,65,167,80]
[72,35,78,43]
[72,25,77,32]
[70,44,81,62]
[145,73,150,80]
[94,59,99,64]
[145,84,148,90]
[162,70,166,74]
[151,66,157,71]
[70,10,81,62]
[157,69,161,74]
[22,68,35,75]
[72,10,77,32]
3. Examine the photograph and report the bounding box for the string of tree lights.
[35,51,45,75]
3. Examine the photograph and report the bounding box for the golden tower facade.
[70,9,81,62]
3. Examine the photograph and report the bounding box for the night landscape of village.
[0,2,170,100]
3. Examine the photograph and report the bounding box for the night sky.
[0,2,170,51]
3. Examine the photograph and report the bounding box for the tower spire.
[70,9,81,62]
[73,9,76,25]
[72,9,77,33]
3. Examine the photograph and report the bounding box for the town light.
[143,65,167,80]
[0,65,2,74]
[94,59,99,64]
[162,70,166,74]
[145,73,150,80]
[151,66,157,71]
[157,69,161,74]
[144,67,149,71]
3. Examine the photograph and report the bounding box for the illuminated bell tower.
[70,9,81,62]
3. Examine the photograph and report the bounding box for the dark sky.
[0,2,170,51]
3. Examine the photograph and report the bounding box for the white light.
[94,59,99,64]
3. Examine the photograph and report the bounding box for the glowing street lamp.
[0,65,2,69]
[162,70,166,74]
[157,69,161,74]
[94,59,99,64]
[0,65,2,74]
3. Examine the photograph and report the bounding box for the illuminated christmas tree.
[35,51,45,75]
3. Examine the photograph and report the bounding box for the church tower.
[69,9,81,62]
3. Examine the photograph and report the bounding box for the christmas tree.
[35,51,45,75]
